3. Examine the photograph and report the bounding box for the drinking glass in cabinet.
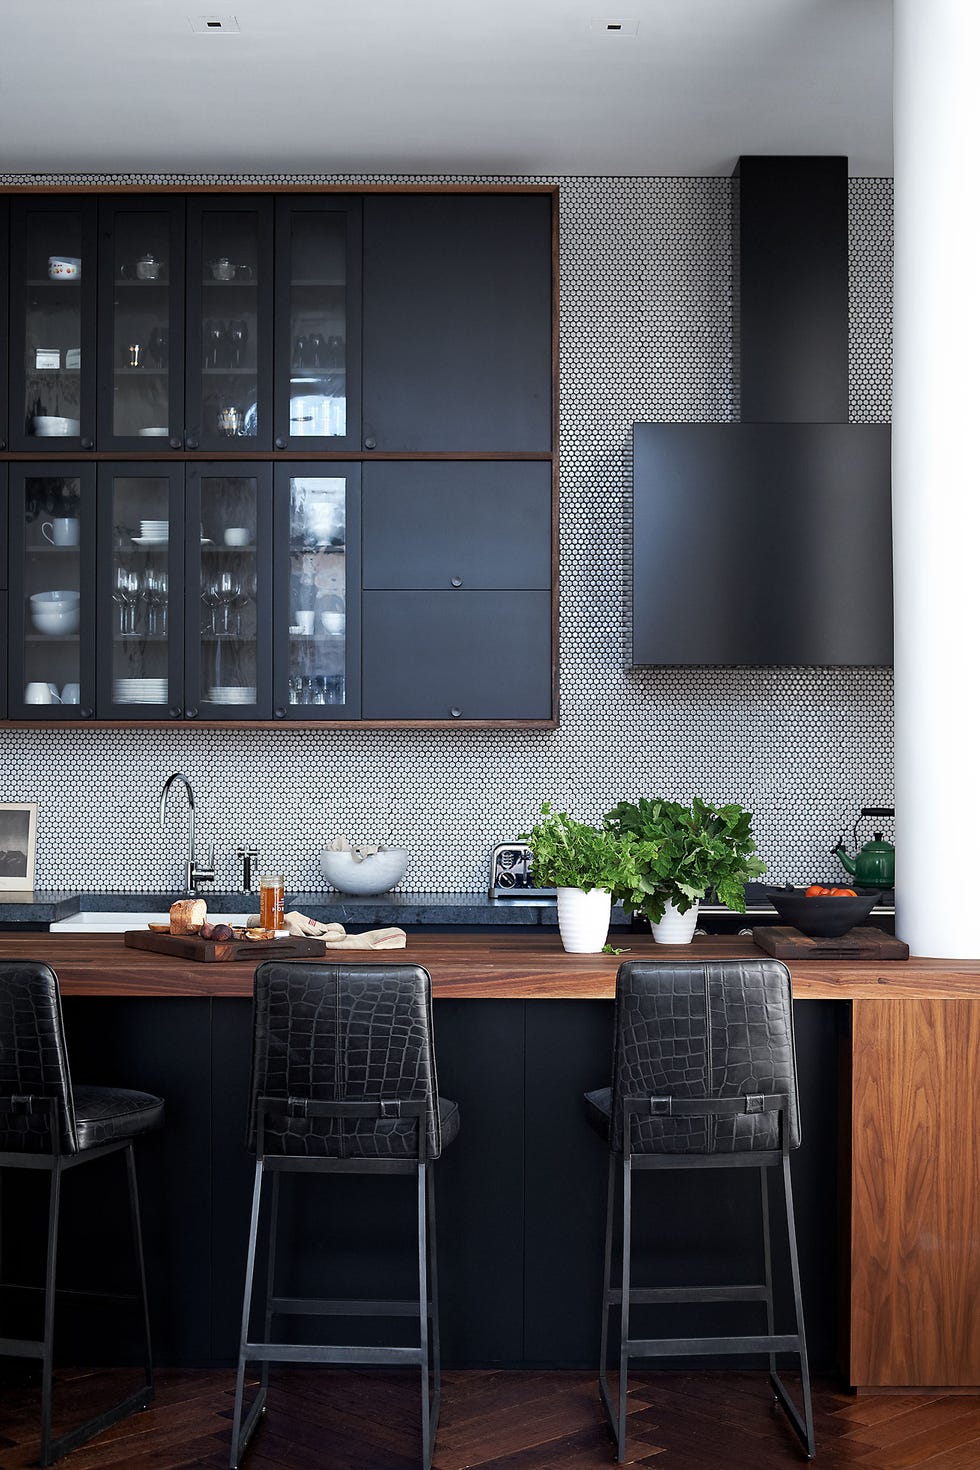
[198,475,259,703]
[22,212,84,439]
[21,475,83,696]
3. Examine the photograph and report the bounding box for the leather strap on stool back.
[248,962,444,1160]
[0,960,78,1154]
[610,959,800,1156]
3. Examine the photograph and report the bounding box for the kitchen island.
[0,931,977,1393]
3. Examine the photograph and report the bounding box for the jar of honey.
[259,873,285,934]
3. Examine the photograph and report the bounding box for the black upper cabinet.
[97,198,186,452]
[362,194,553,453]
[186,198,274,452]
[0,200,8,452]
[631,422,893,666]
[362,461,552,590]
[8,197,98,453]
[272,197,362,453]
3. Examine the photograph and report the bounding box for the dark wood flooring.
[2,1367,980,1469]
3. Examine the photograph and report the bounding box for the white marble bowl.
[318,847,409,895]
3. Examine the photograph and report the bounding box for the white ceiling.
[0,0,893,177]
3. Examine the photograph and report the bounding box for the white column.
[893,0,980,956]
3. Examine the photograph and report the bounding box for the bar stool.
[231,960,460,1470]
[0,960,164,1466]
[585,958,814,1461]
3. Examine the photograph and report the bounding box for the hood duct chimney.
[734,155,849,423]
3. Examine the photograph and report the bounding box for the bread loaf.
[169,898,208,935]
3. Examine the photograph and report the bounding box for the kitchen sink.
[49,911,254,933]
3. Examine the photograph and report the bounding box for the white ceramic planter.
[651,899,700,944]
[556,886,612,953]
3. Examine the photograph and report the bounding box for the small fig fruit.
[211,923,234,941]
[199,921,215,939]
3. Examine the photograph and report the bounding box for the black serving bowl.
[766,887,881,939]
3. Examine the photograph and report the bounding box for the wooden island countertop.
[1,930,979,999]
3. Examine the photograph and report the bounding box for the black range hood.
[632,156,892,668]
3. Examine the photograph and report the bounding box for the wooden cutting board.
[124,930,327,963]
[752,925,910,960]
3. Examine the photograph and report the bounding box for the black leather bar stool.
[0,960,164,1466]
[231,960,460,1470]
[585,958,814,1461]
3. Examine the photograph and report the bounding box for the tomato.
[805,884,832,897]
[829,886,857,897]
[805,884,857,898]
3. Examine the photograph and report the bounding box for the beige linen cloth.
[247,910,406,950]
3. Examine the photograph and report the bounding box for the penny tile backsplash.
[0,173,893,893]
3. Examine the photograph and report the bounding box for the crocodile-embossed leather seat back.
[0,961,78,1154]
[610,959,800,1155]
[248,962,444,1160]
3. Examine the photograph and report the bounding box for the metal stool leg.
[760,1165,778,1384]
[231,1160,267,1469]
[259,1172,280,1397]
[125,1142,155,1396]
[779,1152,815,1458]
[615,1156,633,1463]
[39,1161,62,1468]
[426,1164,442,1443]
[417,1162,433,1470]
[597,1155,617,1438]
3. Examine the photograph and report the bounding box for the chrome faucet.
[159,772,215,895]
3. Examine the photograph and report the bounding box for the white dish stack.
[113,678,168,704]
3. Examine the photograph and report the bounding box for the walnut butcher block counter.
[1,930,979,998]
[2,930,978,1392]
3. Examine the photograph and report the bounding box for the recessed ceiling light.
[589,18,640,37]
[188,15,241,33]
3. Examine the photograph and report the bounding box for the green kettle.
[833,806,895,889]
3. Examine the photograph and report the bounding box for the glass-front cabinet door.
[6,465,97,720]
[97,465,184,718]
[8,198,98,452]
[185,465,272,719]
[97,199,185,451]
[273,199,361,451]
[273,465,360,719]
[186,199,274,452]
[1,200,8,452]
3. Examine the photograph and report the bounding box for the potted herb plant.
[604,797,766,943]
[521,802,640,953]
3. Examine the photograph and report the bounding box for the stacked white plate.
[207,685,256,704]
[113,677,168,703]
[135,519,169,546]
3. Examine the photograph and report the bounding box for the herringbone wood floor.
[2,1367,980,1469]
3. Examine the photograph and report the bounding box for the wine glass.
[205,320,225,370]
[217,571,241,636]
[228,320,249,370]
[201,575,221,637]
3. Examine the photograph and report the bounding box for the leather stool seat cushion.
[584,1086,613,1141]
[73,1086,165,1151]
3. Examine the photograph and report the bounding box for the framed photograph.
[0,803,38,892]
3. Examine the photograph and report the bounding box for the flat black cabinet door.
[362,194,554,453]
[0,200,8,452]
[186,198,274,452]
[0,466,6,718]
[97,463,185,718]
[6,464,97,721]
[184,463,273,720]
[362,590,552,721]
[98,197,186,452]
[362,461,552,590]
[8,197,98,452]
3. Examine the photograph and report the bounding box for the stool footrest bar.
[606,1284,769,1305]
[243,1341,424,1365]
[627,1333,801,1358]
[268,1294,433,1318]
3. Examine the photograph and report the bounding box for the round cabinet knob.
[274,437,286,450]
[450,575,462,588]
[80,437,94,450]
[274,706,287,719]
[80,706,94,719]
[450,707,462,719]
[185,435,199,450]
[185,706,198,718]
[168,705,182,719]
[363,436,377,450]
[169,436,182,450]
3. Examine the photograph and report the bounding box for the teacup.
[41,517,80,547]
[295,610,316,635]
[61,683,81,705]
[223,527,250,547]
[25,682,61,704]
